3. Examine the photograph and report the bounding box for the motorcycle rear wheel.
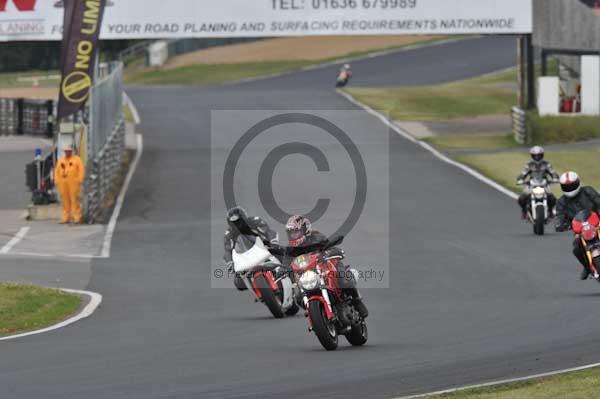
[345,319,368,346]
[255,275,284,319]
[309,301,338,351]
[285,301,300,316]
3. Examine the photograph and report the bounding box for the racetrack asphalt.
[3,35,600,399]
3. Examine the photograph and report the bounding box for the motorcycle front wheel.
[534,205,545,236]
[309,300,338,350]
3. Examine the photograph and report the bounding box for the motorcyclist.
[284,215,368,318]
[338,64,352,80]
[224,207,279,290]
[517,146,559,219]
[555,171,600,280]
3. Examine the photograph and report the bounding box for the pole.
[541,49,548,77]
[526,34,536,110]
[517,36,526,109]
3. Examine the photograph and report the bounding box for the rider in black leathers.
[223,207,279,290]
[555,172,600,280]
[282,215,368,318]
[517,146,559,219]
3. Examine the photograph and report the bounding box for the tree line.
[0,40,137,72]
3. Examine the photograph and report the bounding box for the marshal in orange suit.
[54,145,85,224]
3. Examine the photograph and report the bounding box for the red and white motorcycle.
[290,236,368,351]
[572,210,600,281]
[232,235,299,318]
[335,68,352,87]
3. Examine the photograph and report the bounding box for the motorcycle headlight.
[532,187,545,198]
[299,270,319,291]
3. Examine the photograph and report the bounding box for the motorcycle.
[231,235,299,318]
[290,235,368,351]
[572,210,600,281]
[335,70,351,88]
[517,177,555,235]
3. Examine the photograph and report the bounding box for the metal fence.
[85,61,125,223]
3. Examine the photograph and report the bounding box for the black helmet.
[227,206,250,233]
[530,146,544,162]
[286,215,312,247]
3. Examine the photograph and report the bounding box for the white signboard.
[0,0,532,42]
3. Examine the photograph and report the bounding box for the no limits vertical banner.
[58,0,107,121]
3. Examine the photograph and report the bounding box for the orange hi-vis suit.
[54,154,85,223]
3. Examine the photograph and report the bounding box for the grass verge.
[424,133,520,151]
[346,69,517,121]
[0,70,59,88]
[125,61,313,85]
[457,148,600,195]
[420,367,600,399]
[530,112,600,144]
[0,282,81,337]
[123,104,135,124]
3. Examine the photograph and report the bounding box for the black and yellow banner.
[57,0,107,120]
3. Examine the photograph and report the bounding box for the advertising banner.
[57,0,106,119]
[0,0,532,42]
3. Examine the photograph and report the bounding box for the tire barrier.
[0,98,19,136]
[0,97,54,137]
[512,106,528,144]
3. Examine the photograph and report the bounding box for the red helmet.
[286,215,312,247]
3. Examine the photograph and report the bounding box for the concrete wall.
[534,0,600,51]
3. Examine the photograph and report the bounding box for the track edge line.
[336,89,518,200]
[393,362,600,399]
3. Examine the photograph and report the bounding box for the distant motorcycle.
[290,236,367,351]
[335,70,352,88]
[572,210,600,281]
[231,235,299,318]
[517,177,556,235]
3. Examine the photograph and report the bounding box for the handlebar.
[267,235,345,258]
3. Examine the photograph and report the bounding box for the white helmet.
[344,64,351,70]
[560,171,581,198]
[530,146,544,162]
